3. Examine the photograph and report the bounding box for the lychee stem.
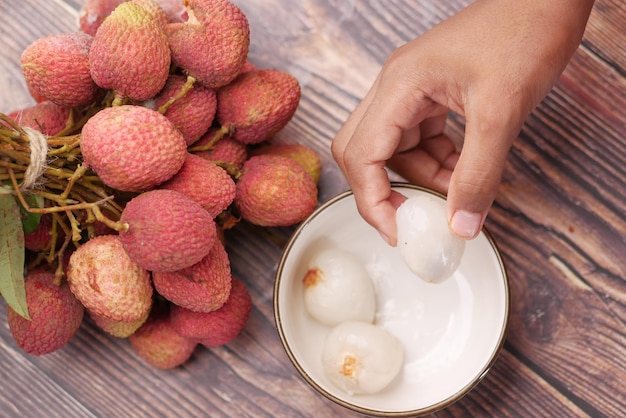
[188,125,230,152]
[157,75,197,114]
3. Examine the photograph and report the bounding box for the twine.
[20,127,48,191]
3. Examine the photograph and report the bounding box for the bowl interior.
[274,184,509,416]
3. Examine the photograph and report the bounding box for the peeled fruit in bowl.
[303,248,376,326]
[321,321,404,396]
[396,195,466,283]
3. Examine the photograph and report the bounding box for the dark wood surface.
[1,0,625,417]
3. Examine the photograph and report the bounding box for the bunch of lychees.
[0,0,322,369]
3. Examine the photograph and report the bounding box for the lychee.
[131,0,170,28]
[66,234,153,322]
[119,189,218,272]
[152,239,232,312]
[21,32,100,108]
[251,143,322,184]
[89,308,149,338]
[170,276,251,346]
[159,153,236,218]
[89,1,171,102]
[166,0,250,88]
[152,74,217,145]
[7,271,84,356]
[129,304,197,369]
[193,131,248,169]
[80,105,187,192]
[235,155,318,227]
[8,101,70,136]
[23,214,65,253]
[216,69,301,144]
[79,0,126,36]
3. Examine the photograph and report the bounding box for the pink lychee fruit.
[79,0,126,36]
[166,0,250,88]
[89,1,170,101]
[170,276,251,346]
[66,234,153,322]
[119,189,218,272]
[21,32,100,108]
[216,69,301,144]
[152,239,232,312]
[80,105,187,192]
[89,308,150,338]
[251,143,322,184]
[152,74,217,145]
[8,101,71,136]
[159,153,236,218]
[235,155,318,227]
[193,132,248,168]
[7,270,84,356]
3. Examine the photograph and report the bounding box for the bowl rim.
[273,182,511,417]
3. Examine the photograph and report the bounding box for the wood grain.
[0,0,624,417]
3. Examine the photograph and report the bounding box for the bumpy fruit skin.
[89,2,170,101]
[131,0,169,28]
[129,304,197,369]
[7,271,84,356]
[153,74,217,145]
[235,155,318,226]
[8,101,70,136]
[23,214,66,252]
[152,239,232,312]
[81,105,187,192]
[119,189,218,272]
[166,0,250,88]
[67,235,153,322]
[170,276,251,346]
[79,0,126,36]
[216,69,301,144]
[21,32,99,108]
[160,153,236,218]
[194,131,248,168]
[89,309,150,338]
[251,143,322,184]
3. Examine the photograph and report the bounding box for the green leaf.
[19,194,44,234]
[0,195,29,320]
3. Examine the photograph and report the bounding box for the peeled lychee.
[80,105,187,192]
[152,74,217,145]
[21,32,100,108]
[166,0,250,88]
[170,276,251,346]
[89,1,171,101]
[89,308,149,338]
[119,189,218,272]
[216,69,301,144]
[129,304,197,369]
[8,101,70,136]
[159,153,236,218]
[235,155,318,227]
[251,143,322,184]
[67,234,153,322]
[193,132,248,169]
[152,239,232,312]
[7,271,84,356]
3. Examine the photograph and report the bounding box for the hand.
[331,0,594,245]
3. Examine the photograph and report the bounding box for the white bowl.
[274,183,510,416]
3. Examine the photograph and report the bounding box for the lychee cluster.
[0,0,322,369]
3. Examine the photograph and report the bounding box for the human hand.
[331,0,594,245]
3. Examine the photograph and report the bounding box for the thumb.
[446,117,517,239]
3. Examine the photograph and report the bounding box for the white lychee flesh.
[321,321,404,395]
[303,248,376,326]
[396,195,466,283]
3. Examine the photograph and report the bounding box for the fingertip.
[448,210,485,239]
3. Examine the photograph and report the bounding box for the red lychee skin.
[159,153,236,218]
[131,0,169,28]
[153,74,217,145]
[23,214,59,252]
[67,235,153,322]
[8,101,70,136]
[89,1,171,101]
[7,271,84,356]
[79,0,126,36]
[235,155,318,227]
[166,0,250,88]
[170,276,251,346]
[216,69,301,144]
[152,239,232,312]
[129,305,197,369]
[80,105,187,192]
[251,143,322,184]
[21,32,100,108]
[194,133,248,168]
[119,189,218,272]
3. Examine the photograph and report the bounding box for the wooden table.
[1,0,624,417]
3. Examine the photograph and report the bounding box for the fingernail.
[378,230,392,246]
[450,211,483,239]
